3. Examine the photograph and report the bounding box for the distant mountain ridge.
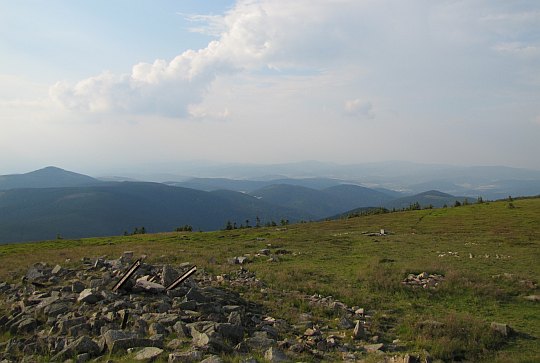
[0,182,312,244]
[0,166,102,190]
[0,165,538,244]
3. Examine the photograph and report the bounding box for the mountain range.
[0,165,538,243]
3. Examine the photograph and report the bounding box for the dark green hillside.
[249,184,340,218]
[0,166,102,190]
[384,190,472,209]
[170,177,345,192]
[0,182,308,243]
[0,198,538,362]
[323,184,394,209]
[169,178,268,192]
[249,183,395,219]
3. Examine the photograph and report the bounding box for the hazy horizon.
[2,1,539,174]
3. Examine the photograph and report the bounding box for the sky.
[1,0,539,175]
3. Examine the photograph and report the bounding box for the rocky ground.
[0,251,475,362]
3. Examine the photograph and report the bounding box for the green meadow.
[0,197,538,362]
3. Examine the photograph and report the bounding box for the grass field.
[0,197,538,362]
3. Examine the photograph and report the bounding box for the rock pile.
[0,251,407,362]
[401,272,444,289]
[0,253,292,362]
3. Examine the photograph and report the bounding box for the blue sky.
[1,0,539,175]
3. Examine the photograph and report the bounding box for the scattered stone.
[134,347,164,361]
[168,350,203,363]
[402,272,444,289]
[490,322,514,337]
[353,320,365,340]
[363,342,384,352]
[51,265,63,275]
[524,295,540,302]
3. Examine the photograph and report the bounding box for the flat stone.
[103,329,139,350]
[134,279,166,294]
[168,350,203,362]
[364,343,384,352]
[44,301,69,317]
[111,338,163,354]
[134,347,164,361]
[77,289,102,304]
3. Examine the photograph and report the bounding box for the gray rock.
[491,322,514,337]
[168,350,203,362]
[77,289,102,304]
[76,352,91,363]
[149,322,166,335]
[111,338,164,354]
[103,329,139,350]
[179,300,197,310]
[363,343,384,352]
[16,318,37,333]
[52,336,100,361]
[524,295,540,302]
[44,301,69,317]
[72,281,86,293]
[68,323,91,337]
[240,331,276,351]
[237,256,249,265]
[120,251,134,264]
[264,346,288,362]
[51,265,63,275]
[58,317,87,334]
[134,346,164,361]
[161,265,178,287]
[25,263,49,281]
[217,323,244,343]
[172,321,189,337]
[134,279,166,294]
[200,356,224,363]
[353,320,365,340]
[339,317,355,329]
[185,287,208,303]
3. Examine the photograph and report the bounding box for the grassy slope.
[0,198,538,361]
